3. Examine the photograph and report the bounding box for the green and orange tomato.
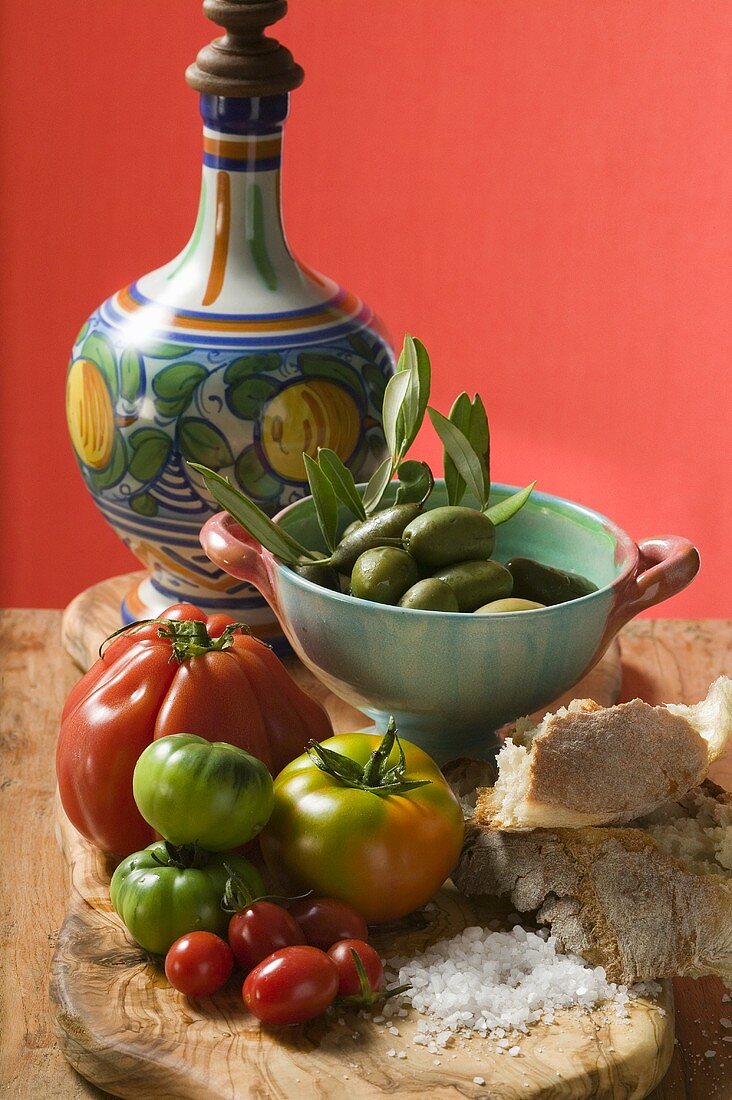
[260,723,464,923]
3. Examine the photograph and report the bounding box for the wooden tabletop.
[1,612,730,1100]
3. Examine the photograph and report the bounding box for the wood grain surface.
[0,599,730,1099]
[51,802,674,1100]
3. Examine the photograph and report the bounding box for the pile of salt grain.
[380,926,660,1050]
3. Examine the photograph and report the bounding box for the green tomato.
[110,841,264,955]
[133,733,274,851]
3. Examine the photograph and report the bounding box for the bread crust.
[481,679,731,830]
[453,783,732,984]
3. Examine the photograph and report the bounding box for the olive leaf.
[382,369,412,460]
[427,406,487,508]
[444,392,470,506]
[317,448,367,521]
[396,335,431,456]
[395,460,434,505]
[303,453,339,553]
[485,481,536,525]
[189,464,319,565]
[445,392,490,507]
[361,456,394,516]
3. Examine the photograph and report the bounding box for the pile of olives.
[295,503,597,614]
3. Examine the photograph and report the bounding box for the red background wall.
[1,0,729,615]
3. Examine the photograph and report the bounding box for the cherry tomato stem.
[327,939,384,1000]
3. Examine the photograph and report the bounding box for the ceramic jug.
[65,1,394,643]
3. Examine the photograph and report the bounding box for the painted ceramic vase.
[201,482,700,761]
[66,90,394,639]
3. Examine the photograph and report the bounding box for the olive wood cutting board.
[50,573,673,1100]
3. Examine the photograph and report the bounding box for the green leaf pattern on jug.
[235,446,281,501]
[67,307,394,527]
[128,428,172,484]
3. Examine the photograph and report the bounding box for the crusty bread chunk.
[452,781,732,984]
[480,677,732,830]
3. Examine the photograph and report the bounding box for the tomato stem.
[305,718,431,795]
[221,868,312,914]
[150,840,211,870]
[99,616,250,664]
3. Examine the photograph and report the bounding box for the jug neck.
[173,94,294,307]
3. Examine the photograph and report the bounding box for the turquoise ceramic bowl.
[201,483,699,762]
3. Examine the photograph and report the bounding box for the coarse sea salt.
[385,926,660,1047]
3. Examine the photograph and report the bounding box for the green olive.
[294,561,340,590]
[329,503,423,575]
[341,518,364,541]
[475,597,546,614]
[434,560,513,612]
[350,547,420,605]
[398,578,461,612]
[506,557,597,606]
[403,506,496,569]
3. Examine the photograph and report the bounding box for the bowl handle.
[614,535,700,628]
[199,511,279,612]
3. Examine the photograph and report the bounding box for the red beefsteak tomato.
[56,604,332,856]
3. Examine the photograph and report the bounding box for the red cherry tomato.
[165,932,234,997]
[228,901,306,972]
[242,946,339,1025]
[289,897,368,950]
[327,939,384,998]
